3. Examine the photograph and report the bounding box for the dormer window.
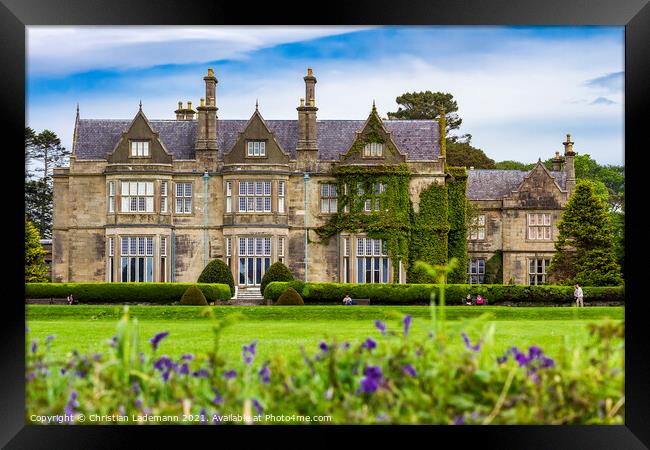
[130,140,150,158]
[247,141,266,158]
[363,142,383,158]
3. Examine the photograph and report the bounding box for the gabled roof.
[74,118,441,161]
[467,169,567,200]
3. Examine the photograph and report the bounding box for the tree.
[25,215,48,283]
[387,91,462,134]
[446,140,496,169]
[25,127,36,179]
[28,130,71,181]
[494,160,536,170]
[25,180,53,239]
[547,180,622,286]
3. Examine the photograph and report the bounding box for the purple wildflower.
[199,408,208,424]
[135,398,143,409]
[60,368,66,375]
[242,340,258,365]
[149,331,169,351]
[31,340,38,354]
[362,337,377,350]
[453,415,465,425]
[259,362,271,384]
[46,335,55,345]
[212,388,223,405]
[359,365,384,394]
[132,381,141,395]
[110,336,118,348]
[403,315,412,337]
[64,390,79,416]
[91,353,102,361]
[154,355,172,371]
[118,405,126,416]
[179,363,190,375]
[402,364,417,377]
[223,370,237,379]
[252,399,264,415]
[319,341,329,352]
[193,369,209,378]
[342,342,351,350]
[181,354,194,361]
[461,332,482,352]
[375,320,386,335]
[26,372,36,382]
[528,345,543,359]
[139,352,145,364]
[540,355,555,369]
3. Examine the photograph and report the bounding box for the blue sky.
[26,26,624,165]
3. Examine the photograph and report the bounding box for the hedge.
[263,282,624,306]
[25,283,232,304]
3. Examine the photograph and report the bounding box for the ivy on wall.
[446,166,468,283]
[316,108,468,283]
[485,250,503,284]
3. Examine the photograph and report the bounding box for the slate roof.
[74,118,440,161]
[467,169,567,200]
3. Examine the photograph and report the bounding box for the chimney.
[563,133,576,195]
[296,67,318,171]
[175,101,184,120]
[552,151,564,171]
[185,101,195,120]
[196,68,218,169]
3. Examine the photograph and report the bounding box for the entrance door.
[238,237,272,286]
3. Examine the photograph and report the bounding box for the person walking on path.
[574,284,584,307]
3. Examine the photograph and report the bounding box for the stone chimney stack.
[296,68,318,171]
[196,68,218,169]
[563,133,576,196]
[175,101,184,120]
[552,151,564,171]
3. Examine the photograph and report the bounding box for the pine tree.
[25,215,48,283]
[547,180,622,286]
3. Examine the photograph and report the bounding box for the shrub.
[25,282,231,304]
[180,285,208,306]
[260,262,294,296]
[198,259,235,297]
[25,215,48,283]
[275,287,304,305]
[406,263,436,284]
[263,282,624,306]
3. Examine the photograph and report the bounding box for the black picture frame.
[3,0,648,447]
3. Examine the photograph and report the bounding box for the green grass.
[26,305,624,364]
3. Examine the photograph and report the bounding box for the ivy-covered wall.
[446,166,468,283]
[315,108,468,284]
[408,182,449,282]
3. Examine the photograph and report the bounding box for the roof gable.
[105,109,173,164]
[339,106,406,164]
[222,110,290,164]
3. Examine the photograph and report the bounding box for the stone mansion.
[52,68,577,293]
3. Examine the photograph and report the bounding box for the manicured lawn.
[26,305,623,364]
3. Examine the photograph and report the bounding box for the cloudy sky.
[26,26,624,165]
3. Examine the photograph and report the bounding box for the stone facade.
[52,68,574,290]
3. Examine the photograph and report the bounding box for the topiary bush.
[275,287,304,305]
[260,262,294,296]
[198,259,235,297]
[180,285,208,306]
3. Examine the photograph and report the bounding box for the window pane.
[226,197,232,213]
[374,239,380,256]
[146,197,153,212]
[239,181,246,196]
[185,198,191,213]
[256,197,263,211]
[278,197,285,214]
[264,238,271,256]
[357,238,364,256]
[248,239,254,256]
[248,197,255,211]
[185,184,192,197]
[366,258,372,283]
[256,238,263,256]
[382,258,388,283]
[146,257,153,282]
[260,142,265,156]
[256,182,263,195]
[478,229,485,240]
[321,184,329,197]
[366,239,372,256]
[264,197,271,212]
[247,258,254,284]
[226,181,232,196]
[321,199,329,213]
[264,181,271,196]
[330,184,337,196]
[239,197,246,212]
[529,259,535,274]
[121,257,128,281]
[247,142,253,156]
[278,181,285,196]
[239,238,246,256]
[248,182,254,194]
[239,258,246,284]
[374,257,380,283]
[330,198,337,212]
[357,258,364,283]
[146,237,153,255]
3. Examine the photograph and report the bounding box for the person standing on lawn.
[574,284,584,307]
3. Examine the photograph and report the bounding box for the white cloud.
[26,27,624,165]
[27,26,371,76]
